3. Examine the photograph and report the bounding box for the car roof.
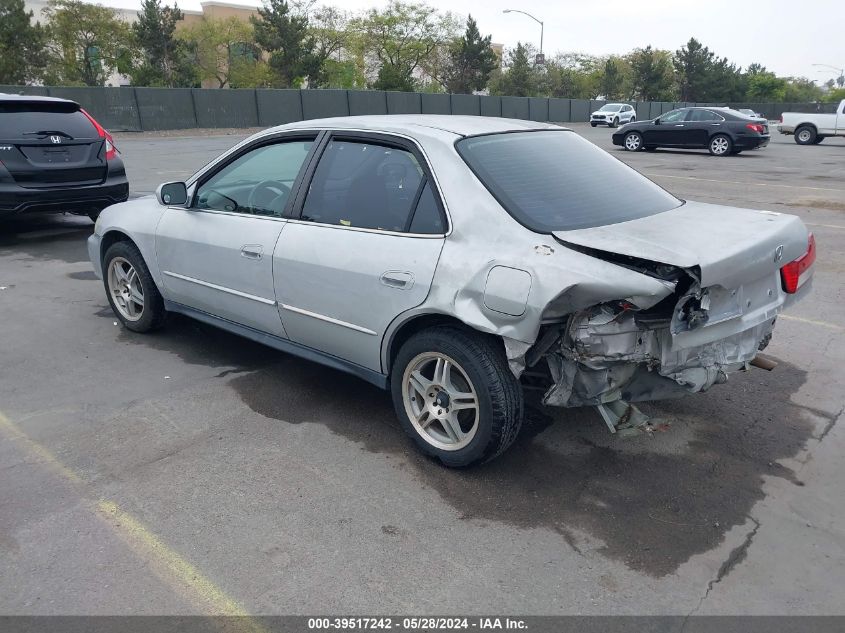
[0,93,77,105]
[271,115,566,138]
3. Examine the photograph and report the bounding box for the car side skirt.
[163,300,389,390]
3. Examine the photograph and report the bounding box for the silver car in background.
[590,103,637,127]
[89,115,815,467]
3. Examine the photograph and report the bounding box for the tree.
[600,57,625,100]
[357,1,459,91]
[441,15,497,94]
[131,0,194,87]
[491,42,535,97]
[306,4,362,88]
[0,0,47,84]
[179,17,269,88]
[746,71,786,102]
[628,46,675,101]
[43,0,132,86]
[674,37,714,101]
[783,77,823,102]
[252,0,318,88]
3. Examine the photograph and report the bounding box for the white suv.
[590,103,636,128]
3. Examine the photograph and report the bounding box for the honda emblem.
[49,135,62,144]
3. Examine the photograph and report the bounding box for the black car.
[0,94,128,221]
[612,107,770,156]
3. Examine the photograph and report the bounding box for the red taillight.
[781,233,816,294]
[80,108,117,160]
[746,122,765,134]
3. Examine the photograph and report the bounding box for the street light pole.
[812,63,845,86]
[502,9,544,60]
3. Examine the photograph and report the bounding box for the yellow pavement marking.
[780,314,845,332]
[0,411,265,630]
[644,172,845,193]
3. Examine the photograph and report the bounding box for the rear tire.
[623,131,643,151]
[709,134,733,156]
[390,326,523,468]
[795,125,816,145]
[103,241,166,333]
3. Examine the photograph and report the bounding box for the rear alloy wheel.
[795,125,816,145]
[709,134,732,156]
[623,131,643,151]
[391,326,523,468]
[103,241,166,333]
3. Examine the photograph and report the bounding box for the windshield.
[456,130,683,233]
[599,104,622,112]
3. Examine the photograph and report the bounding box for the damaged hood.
[553,201,808,288]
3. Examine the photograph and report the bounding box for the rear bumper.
[0,174,128,217]
[736,135,770,150]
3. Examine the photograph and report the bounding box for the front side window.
[456,130,682,233]
[302,140,430,232]
[659,109,688,123]
[195,139,313,216]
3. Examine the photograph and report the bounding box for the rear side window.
[302,140,426,232]
[456,130,682,233]
[0,102,97,139]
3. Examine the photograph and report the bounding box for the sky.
[103,0,844,83]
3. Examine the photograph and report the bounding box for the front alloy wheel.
[624,132,643,151]
[107,257,144,322]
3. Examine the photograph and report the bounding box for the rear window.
[0,101,97,139]
[456,130,682,233]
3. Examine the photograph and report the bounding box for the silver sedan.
[89,115,815,467]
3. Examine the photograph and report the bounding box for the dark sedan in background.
[612,107,770,156]
[0,94,128,221]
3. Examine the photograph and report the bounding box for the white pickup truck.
[778,99,845,145]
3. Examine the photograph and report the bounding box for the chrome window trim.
[161,270,277,306]
[284,217,445,239]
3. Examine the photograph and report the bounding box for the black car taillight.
[80,108,117,160]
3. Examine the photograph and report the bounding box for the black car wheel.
[391,326,523,468]
[623,131,643,151]
[709,134,732,156]
[590,122,597,127]
[611,117,619,128]
[795,126,817,145]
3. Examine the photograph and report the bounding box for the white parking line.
[645,173,845,193]
[805,222,845,230]
[780,314,845,331]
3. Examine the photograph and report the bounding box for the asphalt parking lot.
[1,123,844,616]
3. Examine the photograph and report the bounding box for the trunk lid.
[0,99,107,188]
[553,201,809,288]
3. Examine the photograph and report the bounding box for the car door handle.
[241,245,263,260]
[380,271,414,290]
[674,124,685,127]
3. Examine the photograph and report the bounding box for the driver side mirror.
[654,118,661,125]
[156,181,188,207]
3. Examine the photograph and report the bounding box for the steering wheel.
[247,180,291,215]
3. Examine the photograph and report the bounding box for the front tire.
[623,131,643,151]
[795,125,816,145]
[709,134,732,156]
[611,117,619,128]
[390,326,523,468]
[103,241,166,333]
[590,122,597,127]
